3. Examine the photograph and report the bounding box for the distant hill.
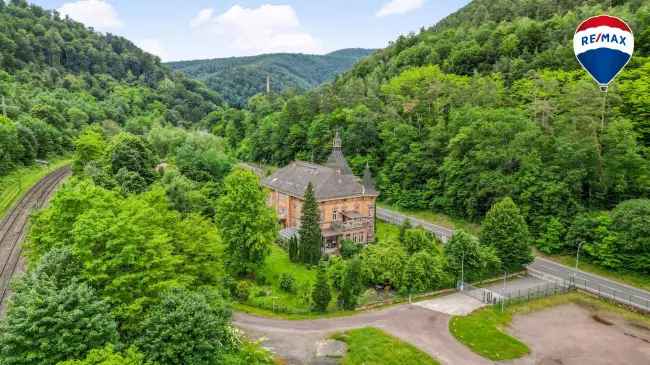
[166,49,375,106]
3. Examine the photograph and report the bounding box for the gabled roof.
[262,161,379,200]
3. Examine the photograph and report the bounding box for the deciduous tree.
[216,169,277,275]
[479,197,533,271]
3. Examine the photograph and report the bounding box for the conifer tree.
[299,182,322,265]
[311,262,331,312]
[338,257,362,310]
[288,236,299,262]
[479,197,533,271]
[399,218,412,243]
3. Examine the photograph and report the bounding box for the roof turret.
[325,130,353,175]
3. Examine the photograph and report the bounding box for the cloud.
[136,38,168,61]
[190,8,214,29]
[58,0,123,31]
[189,4,322,56]
[376,0,425,17]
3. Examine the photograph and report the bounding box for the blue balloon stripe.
[577,48,630,85]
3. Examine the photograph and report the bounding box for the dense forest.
[167,49,374,107]
[0,1,275,363]
[0,0,649,363]
[0,0,222,176]
[209,0,650,273]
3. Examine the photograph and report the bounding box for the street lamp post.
[573,241,585,286]
[460,250,465,291]
[501,270,507,312]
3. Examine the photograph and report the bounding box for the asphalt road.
[528,256,650,311]
[376,207,650,312]
[234,303,491,365]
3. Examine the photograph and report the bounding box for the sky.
[31,0,471,62]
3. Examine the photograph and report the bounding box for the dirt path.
[506,303,650,365]
[234,303,491,365]
[0,166,70,314]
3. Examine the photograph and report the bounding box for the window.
[332,208,337,221]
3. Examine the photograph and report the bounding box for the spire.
[325,130,353,175]
[362,162,377,195]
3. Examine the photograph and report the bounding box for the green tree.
[288,235,299,262]
[479,197,533,271]
[73,127,106,175]
[398,218,412,243]
[311,262,331,312]
[401,228,437,254]
[0,277,117,365]
[359,241,406,289]
[299,182,322,265]
[338,257,362,310]
[589,199,650,274]
[445,230,501,282]
[216,169,277,275]
[135,289,235,365]
[57,345,145,365]
[536,217,566,254]
[105,132,157,185]
[327,255,346,291]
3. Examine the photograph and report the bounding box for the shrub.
[234,281,252,302]
[340,239,361,259]
[279,273,296,293]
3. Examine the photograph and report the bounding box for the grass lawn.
[376,220,400,241]
[449,306,529,361]
[377,202,480,235]
[244,244,319,314]
[542,253,650,292]
[333,327,440,365]
[449,291,650,361]
[0,158,71,220]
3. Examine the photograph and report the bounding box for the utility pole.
[460,250,465,291]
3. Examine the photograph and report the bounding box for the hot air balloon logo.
[573,15,634,91]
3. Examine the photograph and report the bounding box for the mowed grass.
[376,220,400,241]
[333,327,440,365]
[259,244,316,286]
[450,291,650,361]
[449,308,529,361]
[377,203,480,235]
[245,244,318,314]
[0,158,71,219]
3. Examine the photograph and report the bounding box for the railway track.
[0,166,71,311]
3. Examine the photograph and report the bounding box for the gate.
[457,281,502,305]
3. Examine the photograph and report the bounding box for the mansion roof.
[262,132,378,201]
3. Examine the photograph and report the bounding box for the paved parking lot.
[414,292,485,315]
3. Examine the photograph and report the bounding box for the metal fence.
[495,279,573,309]
[528,267,650,313]
[567,275,650,313]
[457,281,502,304]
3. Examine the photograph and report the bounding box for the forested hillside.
[0,1,279,363]
[167,49,374,106]
[212,0,650,273]
[0,0,221,176]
